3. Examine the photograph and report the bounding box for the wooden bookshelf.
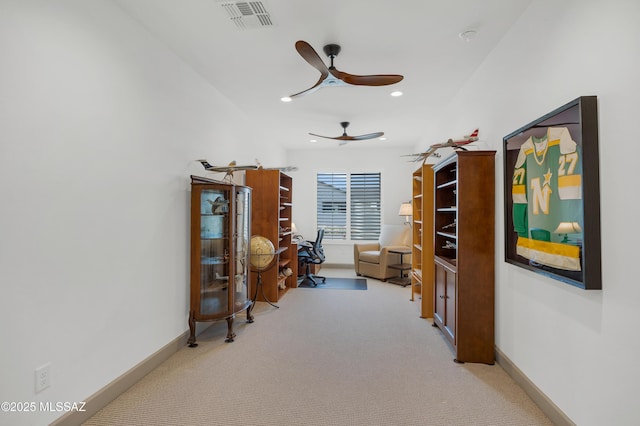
[245,169,297,303]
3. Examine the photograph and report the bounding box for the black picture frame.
[503,96,601,290]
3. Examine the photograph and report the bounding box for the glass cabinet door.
[189,176,254,346]
[199,188,231,316]
[233,188,251,311]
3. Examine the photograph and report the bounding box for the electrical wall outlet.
[35,363,51,393]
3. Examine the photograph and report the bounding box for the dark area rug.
[298,277,367,290]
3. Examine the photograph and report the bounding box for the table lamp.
[398,202,412,226]
[553,221,582,243]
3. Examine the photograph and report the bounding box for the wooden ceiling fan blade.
[310,122,382,143]
[343,73,404,86]
[350,132,384,140]
[331,69,404,86]
[308,132,354,141]
[289,75,327,98]
[295,40,330,75]
[308,132,335,140]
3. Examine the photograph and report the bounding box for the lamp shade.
[398,202,412,216]
[553,222,583,234]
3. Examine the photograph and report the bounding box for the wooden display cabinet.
[431,151,495,364]
[410,164,434,318]
[188,176,253,346]
[245,169,297,303]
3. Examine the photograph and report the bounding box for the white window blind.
[317,173,347,239]
[316,172,381,240]
[350,173,381,240]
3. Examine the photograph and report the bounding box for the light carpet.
[84,268,552,426]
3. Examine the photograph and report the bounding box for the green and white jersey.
[511,127,583,271]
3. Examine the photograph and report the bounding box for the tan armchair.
[354,224,411,281]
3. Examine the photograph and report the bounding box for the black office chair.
[298,229,327,287]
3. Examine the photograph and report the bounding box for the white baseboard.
[495,347,575,426]
[51,330,190,426]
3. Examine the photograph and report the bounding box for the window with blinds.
[316,172,381,240]
[350,173,381,240]
[317,173,347,239]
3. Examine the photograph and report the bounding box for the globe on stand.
[249,235,278,309]
[250,235,275,271]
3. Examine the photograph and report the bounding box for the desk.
[388,248,412,287]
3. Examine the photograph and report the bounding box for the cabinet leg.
[188,311,198,347]
[225,316,236,343]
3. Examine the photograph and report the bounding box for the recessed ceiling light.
[310,139,317,143]
[391,91,403,97]
[379,137,387,141]
[459,30,478,42]
[280,96,292,102]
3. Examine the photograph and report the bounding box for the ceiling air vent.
[219,1,276,30]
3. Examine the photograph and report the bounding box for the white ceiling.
[114,0,533,151]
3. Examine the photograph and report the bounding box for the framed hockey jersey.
[503,96,602,290]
